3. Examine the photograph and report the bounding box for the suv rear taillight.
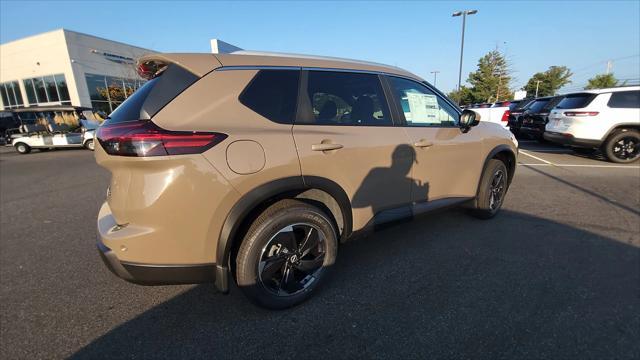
[96,120,226,157]
[501,110,510,122]
[563,111,599,117]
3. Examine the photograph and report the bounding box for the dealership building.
[0,29,155,113]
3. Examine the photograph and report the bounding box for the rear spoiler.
[136,53,222,79]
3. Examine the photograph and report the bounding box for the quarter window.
[387,76,458,127]
[239,70,300,124]
[304,71,392,126]
[607,91,640,109]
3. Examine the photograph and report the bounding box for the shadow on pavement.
[71,209,639,359]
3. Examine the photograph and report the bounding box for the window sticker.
[406,92,439,124]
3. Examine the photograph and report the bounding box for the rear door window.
[239,70,300,124]
[607,91,640,108]
[556,93,597,109]
[303,71,392,126]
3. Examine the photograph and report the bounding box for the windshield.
[80,119,100,130]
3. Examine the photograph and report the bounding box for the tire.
[84,139,95,151]
[603,129,639,163]
[236,199,338,309]
[571,147,597,155]
[470,159,509,219]
[15,143,31,154]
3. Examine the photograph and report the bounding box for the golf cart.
[4,106,101,154]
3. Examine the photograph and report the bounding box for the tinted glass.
[43,75,59,102]
[11,82,23,106]
[607,91,640,108]
[107,76,126,102]
[556,93,596,109]
[54,74,70,101]
[239,70,300,124]
[542,96,564,112]
[528,99,551,113]
[106,77,158,122]
[33,78,48,103]
[305,71,391,126]
[23,79,37,104]
[85,74,108,101]
[388,76,458,127]
[0,85,9,107]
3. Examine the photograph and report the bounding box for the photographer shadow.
[352,144,428,228]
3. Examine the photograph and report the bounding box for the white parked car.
[469,101,516,128]
[11,119,98,154]
[544,86,639,163]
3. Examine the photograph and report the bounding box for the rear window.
[528,99,551,113]
[513,99,534,112]
[556,93,597,109]
[607,90,640,108]
[106,64,198,124]
[542,96,564,112]
[239,70,300,124]
[508,101,521,110]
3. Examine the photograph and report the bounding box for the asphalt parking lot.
[0,141,638,359]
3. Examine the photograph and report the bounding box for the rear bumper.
[96,201,229,290]
[543,132,602,148]
[97,240,217,286]
[520,125,545,138]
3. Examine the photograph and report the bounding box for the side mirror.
[459,109,480,133]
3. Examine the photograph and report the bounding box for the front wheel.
[236,199,337,309]
[84,139,95,151]
[603,130,639,163]
[15,143,31,154]
[470,159,509,219]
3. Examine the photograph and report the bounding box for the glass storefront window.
[54,74,70,101]
[85,73,145,113]
[0,81,24,109]
[11,82,23,106]
[33,78,48,103]
[106,76,126,102]
[23,79,37,104]
[85,74,108,101]
[0,85,9,107]
[44,75,59,102]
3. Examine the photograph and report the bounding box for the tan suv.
[95,52,518,309]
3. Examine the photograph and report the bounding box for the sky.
[1,0,639,94]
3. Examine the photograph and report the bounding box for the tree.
[466,50,513,103]
[585,73,618,89]
[447,86,474,105]
[522,66,573,97]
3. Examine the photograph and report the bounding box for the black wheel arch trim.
[215,176,352,293]
[479,145,517,193]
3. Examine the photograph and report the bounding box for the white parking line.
[525,149,572,153]
[519,150,554,164]
[519,163,640,169]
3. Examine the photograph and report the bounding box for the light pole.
[535,80,541,97]
[452,9,477,95]
[430,70,440,87]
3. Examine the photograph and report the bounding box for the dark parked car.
[520,95,565,141]
[507,98,535,136]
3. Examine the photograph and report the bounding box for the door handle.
[413,140,433,148]
[311,143,344,151]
